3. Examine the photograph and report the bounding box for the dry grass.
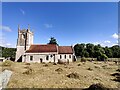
[0,61,119,88]
[2,60,13,66]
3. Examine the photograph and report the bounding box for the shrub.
[2,60,13,66]
[67,72,79,79]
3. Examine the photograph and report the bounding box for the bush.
[2,60,13,66]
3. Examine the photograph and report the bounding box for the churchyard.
[0,59,119,89]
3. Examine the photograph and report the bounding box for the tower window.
[30,56,33,61]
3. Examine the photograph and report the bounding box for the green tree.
[104,46,113,58]
[48,37,58,45]
[97,53,108,61]
[86,43,94,57]
[110,45,120,58]
[93,45,105,58]
[74,43,86,57]
[2,47,16,59]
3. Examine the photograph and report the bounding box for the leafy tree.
[74,43,86,57]
[2,47,16,59]
[84,51,89,57]
[74,43,120,59]
[104,46,113,58]
[86,43,94,57]
[48,37,58,45]
[93,45,105,58]
[110,45,120,58]
[97,54,108,61]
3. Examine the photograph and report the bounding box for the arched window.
[69,55,71,58]
[46,55,49,60]
[60,55,62,59]
[65,55,66,59]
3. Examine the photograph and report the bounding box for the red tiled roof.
[58,46,73,54]
[26,44,57,53]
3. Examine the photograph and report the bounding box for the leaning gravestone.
[0,70,12,89]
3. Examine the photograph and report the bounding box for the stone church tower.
[15,25,33,62]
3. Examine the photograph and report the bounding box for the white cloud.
[116,40,118,43]
[93,42,100,45]
[92,40,116,47]
[104,40,111,43]
[0,41,14,48]
[0,25,12,32]
[112,33,118,39]
[20,9,25,15]
[44,24,53,28]
[0,33,15,48]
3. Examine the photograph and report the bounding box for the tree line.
[0,37,120,61]
[1,46,16,60]
[74,43,120,60]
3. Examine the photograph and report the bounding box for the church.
[15,25,76,63]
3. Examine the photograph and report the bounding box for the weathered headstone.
[0,70,12,89]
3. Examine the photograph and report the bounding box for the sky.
[1,2,119,48]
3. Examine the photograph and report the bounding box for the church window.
[46,55,49,60]
[30,56,33,61]
[65,55,66,59]
[50,55,53,58]
[60,55,62,59]
[69,55,71,58]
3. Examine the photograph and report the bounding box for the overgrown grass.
[2,60,13,66]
